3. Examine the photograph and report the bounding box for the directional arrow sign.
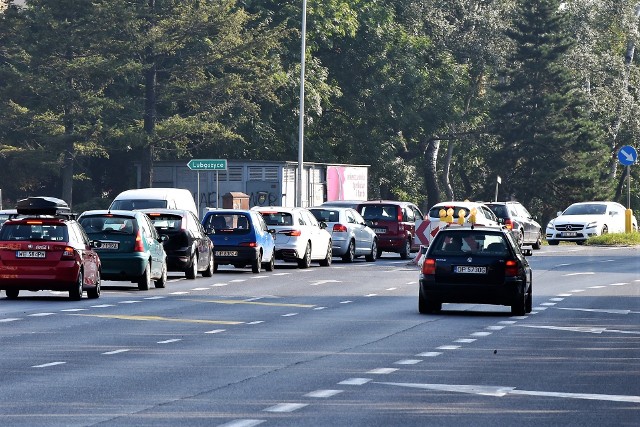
[617,145,637,166]
[187,159,227,171]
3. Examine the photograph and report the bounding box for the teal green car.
[78,210,167,290]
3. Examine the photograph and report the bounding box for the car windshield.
[360,205,398,221]
[0,223,68,241]
[110,199,168,210]
[430,232,509,256]
[258,211,294,226]
[428,205,471,219]
[309,209,339,223]
[203,214,251,234]
[79,216,136,235]
[563,204,607,216]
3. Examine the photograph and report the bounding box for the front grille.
[555,224,585,231]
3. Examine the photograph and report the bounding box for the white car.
[309,206,378,262]
[419,201,501,247]
[252,206,333,268]
[546,201,637,245]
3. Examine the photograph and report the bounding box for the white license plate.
[373,228,386,234]
[16,251,46,258]
[454,266,487,274]
[216,251,238,257]
[98,242,119,249]
[561,232,577,237]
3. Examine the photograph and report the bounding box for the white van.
[109,188,199,217]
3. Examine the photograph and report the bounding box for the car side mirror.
[556,211,562,217]
[319,221,327,230]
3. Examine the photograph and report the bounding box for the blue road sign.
[618,145,637,166]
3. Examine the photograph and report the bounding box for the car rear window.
[359,205,399,221]
[146,213,183,231]
[487,205,508,218]
[110,199,168,210]
[430,231,508,256]
[309,209,339,223]
[203,213,251,234]
[258,211,294,226]
[79,216,136,235]
[0,223,68,242]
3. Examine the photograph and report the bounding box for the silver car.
[309,207,378,262]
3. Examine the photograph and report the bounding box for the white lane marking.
[555,263,571,267]
[437,345,461,350]
[377,382,640,403]
[416,352,442,357]
[405,282,414,285]
[170,291,189,295]
[263,403,308,413]
[549,298,564,302]
[365,294,377,297]
[569,289,585,293]
[499,321,517,325]
[533,307,548,311]
[310,280,341,286]
[192,287,209,291]
[29,313,55,317]
[510,316,528,320]
[386,287,397,291]
[520,325,606,334]
[540,302,556,306]
[395,359,422,365]
[91,304,115,307]
[486,326,505,330]
[282,313,298,317]
[557,293,572,297]
[217,420,265,427]
[305,389,343,398]
[589,285,606,289]
[455,339,477,344]
[119,300,141,304]
[340,300,352,304]
[557,307,632,315]
[367,368,398,374]
[247,321,264,325]
[609,283,628,286]
[32,362,66,368]
[339,378,371,385]
[60,308,87,312]
[272,273,290,276]
[0,318,21,322]
[564,272,595,276]
[471,332,492,337]
[157,339,182,344]
[313,307,327,310]
[599,259,615,262]
[205,329,226,334]
[102,349,130,355]
[230,279,247,283]
[211,283,228,287]
[144,296,165,300]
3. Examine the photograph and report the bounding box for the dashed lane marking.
[263,403,308,413]
[102,349,130,355]
[29,313,55,317]
[158,338,181,344]
[305,389,343,398]
[186,299,315,308]
[339,378,371,385]
[32,362,66,368]
[69,314,243,325]
[217,420,265,427]
[0,318,21,322]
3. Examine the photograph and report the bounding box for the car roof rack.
[15,196,76,219]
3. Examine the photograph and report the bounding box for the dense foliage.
[1,0,640,226]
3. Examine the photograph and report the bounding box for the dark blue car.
[202,209,276,273]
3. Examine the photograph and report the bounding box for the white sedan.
[546,201,638,245]
[252,206,333,268]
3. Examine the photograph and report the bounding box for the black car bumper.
[419,277,527,307]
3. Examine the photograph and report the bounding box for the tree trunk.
[424,138,441,207]
[443,140,454,200]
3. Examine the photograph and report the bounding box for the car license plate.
[99,242,119,249]
[561,232,577,237]
[454,266,487,274]
[216,251,238,257]
[16,251,46,258]
[373,228,386,234]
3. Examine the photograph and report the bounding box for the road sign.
[617,146,637,166]
[187,159,227,171]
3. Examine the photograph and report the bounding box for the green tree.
[491,0,608,221]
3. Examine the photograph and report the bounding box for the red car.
[0,197,101,300]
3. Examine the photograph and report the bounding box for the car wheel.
[252,251,262,273]
[263,252,275,272]
[186,253,198,279]
[5,289,19,299]
[532,232,542,250]
[525,282,533,313]
[298,242,311,269]
[69,270,83,301]
[202,253,214,277]
[155,261,167,288]
[517,229,524,246]
[214,263,219,273]
[365,239,377,262]
[319,241,332,267]
[511,284,527,316]
[400,239,410,260]
[138,263,151,291]
[376,247,383,259]
[548,240,559,246]
[87,270,101,299]
[419,288,441,314]
[341,240,355,263]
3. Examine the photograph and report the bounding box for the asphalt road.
[1,245,639,427]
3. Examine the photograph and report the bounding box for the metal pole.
[628,165,631,208]
[296,0,307,207]
[216,170,219,209]
[197,171,200,215]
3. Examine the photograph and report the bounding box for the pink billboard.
[326,166,368,201]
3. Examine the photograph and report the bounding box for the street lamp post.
[296,0,307,207]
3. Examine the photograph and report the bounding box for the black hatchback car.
[419,224,532,315]
[485,201,542,249]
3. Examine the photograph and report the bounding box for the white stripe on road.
[32,362,66,368]
[263,403,308,413]
[157,339,182,344]
[305,389,343,398]
[102,349,130,355]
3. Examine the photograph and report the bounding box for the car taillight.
[504,219,514,230]
[240,242,258,247]
[333,224,348,232]
[282,230,302,237]
[61,246,76,260]
[505,260,518,277]
[397,208,403,222]
[422,258,436,275]
[134,230,145,252]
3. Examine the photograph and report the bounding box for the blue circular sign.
[618,145,637,166]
